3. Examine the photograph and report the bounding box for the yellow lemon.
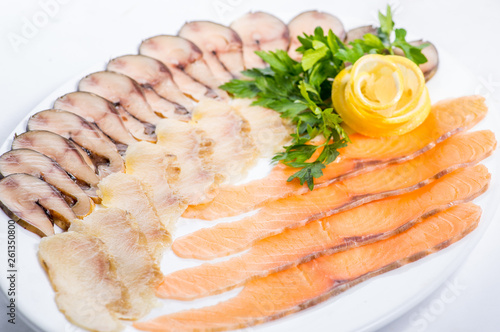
[332,54,431,137]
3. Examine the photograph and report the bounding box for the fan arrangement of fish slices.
[0,9,495,332]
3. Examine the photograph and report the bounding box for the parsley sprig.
[338,6,430,64]
[221,5,428,190]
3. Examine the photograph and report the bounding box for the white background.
[0,0,499,331]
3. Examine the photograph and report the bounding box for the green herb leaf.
[302,42,329,71]
[219,79,260,98]
[255,50,302,74]
[273,144,318,164]
[378,5,394,38]
[353,33,387,53]
[318,142,342,164]
[287,161,325,191]
[335,43,365,64]
[220,4,429,190]
[327,30,343,54]
[392,29,429,65]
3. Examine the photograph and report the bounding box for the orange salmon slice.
[184,95,487,220]
[173,130,496,260]
[135,203,481,332]
[158,164,490,300]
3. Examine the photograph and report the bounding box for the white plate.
[0,23,498,332]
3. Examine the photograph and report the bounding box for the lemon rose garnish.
[332,54,431,137]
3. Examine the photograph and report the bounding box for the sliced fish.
[158,164,490,299]
[125,142,186,228]
[11,131,100,200]
[155,119,216,205]
[184,95,488,220]
[0,174,76,236]
[140,86,190,120]
[173,130,496,259]
[38,231,126,332]
[135,203,481,332]
[115,105,157,142]
[79,71,162,124]
[54,91,137,150]
[231,98,292,157]
[107,55,194,112]
[179,21,245,82]
[0,149,94,218]
[192,99,258,184]
[99,173,172,261]
[27,109,124,177]
[70,208,162,320]
[230,12,289,68]
[139,35,224,101]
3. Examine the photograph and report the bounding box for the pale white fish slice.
[125,141,186,228]
[70,208,163,320]
[99,172,172,261]
[156,118,217,205]
[191,99,258,184]
[231,98,293,157]
[38,231,125,332]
